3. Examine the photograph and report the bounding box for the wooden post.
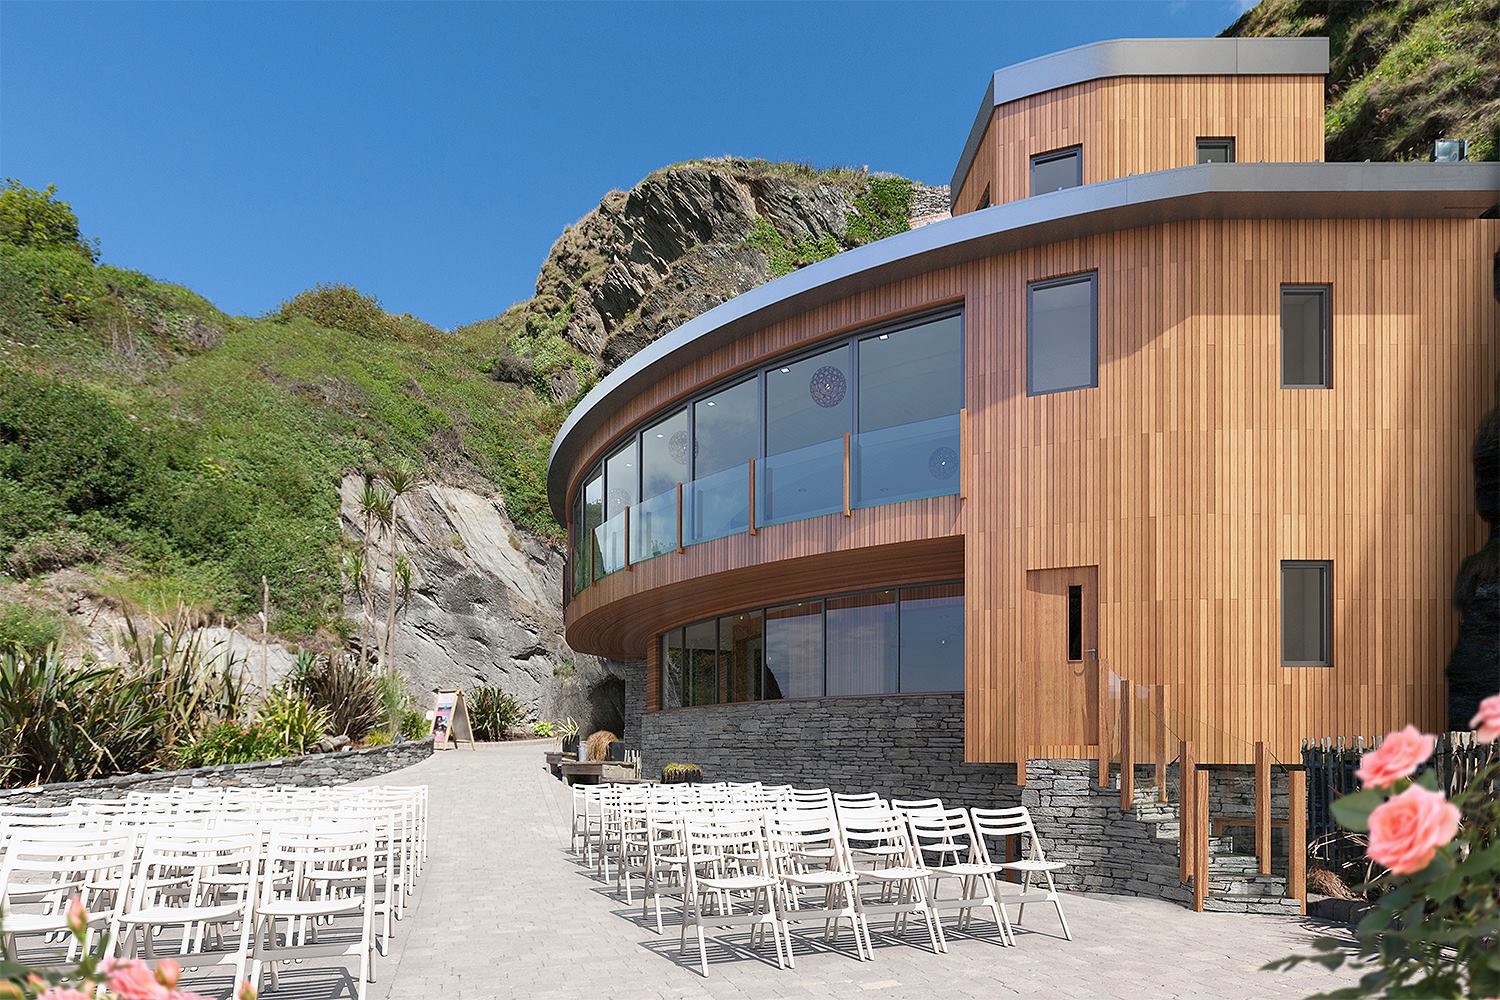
[259,575,270,695]
[1120,684,1135,812]
[1179,739,1195,885]
[1193,767,1209,912]
[1155,684,1169,803]
[1289,768,1307,915]
[1255,741,1272,875]
[1096,665,1110,788]
[748,458,757,535]
[623,506,632,570]
[675,482,684,553]
[842,432,852,516]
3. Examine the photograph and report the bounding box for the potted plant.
[558,716,579,757]
[584,730,617,763]
[662,762,703,784]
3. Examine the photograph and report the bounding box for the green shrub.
[3,527,98,578]
[174,720,287,768]
[533,720,555,738]
[362,729,392,747]
[374,670,409,736]
[289,653,384,739]
[256,688,330,756]
[399,708,429,741]
[0,179,96,260]
[116,610,249,743]
[0,602,63,656]
[274,284,438,342]
[469,686,524,741]
[0,647,166,786]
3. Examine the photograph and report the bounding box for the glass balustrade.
[592,509,628,577]
[853,411,960,508]
[572,411,963,590]
[685,461,749,546]
[757,436,844,527]
[630,487,679,563]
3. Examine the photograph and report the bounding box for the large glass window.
[597,440,636,575]
[764,600,823,700]
[898,583,963,693]
[689,380,756,543]
[856,314,963,506]
[826,590,898,696]
[582,464,604,582]
[763,344,850,524]
[570,493,587,596]
[1030,146,1081,195]
[1281,285,1331,389]
[719,611,764,703]
[640,409,687,501]
[661,629,684,709]
[1282,561,1331,666]
[1028,273,1098,396]
[684,620,718,706]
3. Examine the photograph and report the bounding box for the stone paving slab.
[236,741,1361,999]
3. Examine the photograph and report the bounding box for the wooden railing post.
[1155,683,1169,803]
[748,458,757,535]
[842,432,852,516]
[623,506,632,570]
[1193,766,1209,912]
[1255,741,1272,875]
[1289,768,1307,914]
[1120,684,1135,811]
[1096,665,1110,788]
[675,482,684,553]
[958,406,968,501]
[1179,739,1195,885]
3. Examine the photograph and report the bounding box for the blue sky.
[1,1,1248,329]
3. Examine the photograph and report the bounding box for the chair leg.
[1045,871,1072,941]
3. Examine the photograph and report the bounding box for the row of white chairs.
[569,782,1070,977]
[0,785,428,1000]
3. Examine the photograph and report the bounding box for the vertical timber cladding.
[969,216,1498,766]
[953,75,1326,213]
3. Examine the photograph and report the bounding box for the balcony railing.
[575,409,963,592]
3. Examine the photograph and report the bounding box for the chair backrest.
[892,797,945,816]
[765,811,848,871]
[969,805,1045,863]
[0,828,135,921]
[259,823,377,908]
[682,815,772,886]
[837,809,916,867]
[906,808,980,864]
[128,826,260,914]
[786,787,834,811]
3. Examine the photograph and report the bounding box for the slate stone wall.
[0,739,434,809]
[620,658,648,750]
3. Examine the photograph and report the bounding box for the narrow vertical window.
[1030,146,1081,195]
[1027,272,1098,395]
[1281,285,1332,388]
[1195,137,1235,164]
[661,630,684,709]
[1067,585,1083,662]
[1281,561,1332,666]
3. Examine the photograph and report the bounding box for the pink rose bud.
[237,981,259,1000]
[155,958,182,987]
[1355,725,1435,788]
[66,895,89,936]
[1366,784,1461,875]
[1470,693,1500,743]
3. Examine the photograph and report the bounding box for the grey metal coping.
[949,37,1331,207]
[547,160,1500,519]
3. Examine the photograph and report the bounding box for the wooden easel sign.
[430,689,475,750]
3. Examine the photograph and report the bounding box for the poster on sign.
[430,689,474,749]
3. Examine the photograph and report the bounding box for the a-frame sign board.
[430,689,475,750]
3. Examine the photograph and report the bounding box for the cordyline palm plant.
[354,479,393,673]
[378,460,420,676]
[116,607,248,740]
[288,651,384,740]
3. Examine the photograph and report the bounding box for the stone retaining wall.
[0,739,434,808]
[639,694,1022,807]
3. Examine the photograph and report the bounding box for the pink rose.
[1470,693,1500,743]
[39,990,94,1000]
[1356,725,1435,788]
[66,894,88,936]
[1366,784,1461,875]
[102,958,170,1000]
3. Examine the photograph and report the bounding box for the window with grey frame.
[1195,137,1235,164]
[1281,285,1332,388]
[1030,146,1081,195]
[1281,560,1332,667]
[1027,272,1098,396]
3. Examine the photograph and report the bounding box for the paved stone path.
[341,741,1361,1000]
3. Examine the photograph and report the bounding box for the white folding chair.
[0,828,133,961]
[679,815,785,977]
[838,810,945,955]
[970,806,1072,941]
[766,811,868,964]
[907,808,1012,945]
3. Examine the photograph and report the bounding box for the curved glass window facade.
[568,309,964,596]
[659,581,963,709]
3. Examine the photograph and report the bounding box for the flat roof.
[547,161,1500,519]
[949,37,1331,207]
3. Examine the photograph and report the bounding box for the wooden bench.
[544,751,576,777]
[560,760,641,785]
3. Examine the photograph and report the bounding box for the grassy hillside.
[0,181,562,640]
[1225,0,1499,161]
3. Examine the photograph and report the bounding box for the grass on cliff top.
[1225,0,1499,161]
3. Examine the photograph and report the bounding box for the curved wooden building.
[548,37,1500,782]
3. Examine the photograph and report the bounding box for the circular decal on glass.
[809,365,846,408]
[667,430,691,466]
[928,446,957,480]
[607,487,631,512]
